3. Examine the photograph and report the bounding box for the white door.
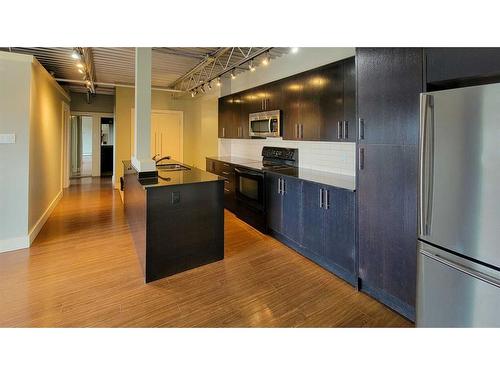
[131,110,183,162]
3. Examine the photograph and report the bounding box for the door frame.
[130,108,184,162]
[61,102,71,189]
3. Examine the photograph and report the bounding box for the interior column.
[131,47,155,172]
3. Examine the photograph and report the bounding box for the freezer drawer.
[417,242,500,327]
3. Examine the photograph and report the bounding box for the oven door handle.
[234,168,263,178]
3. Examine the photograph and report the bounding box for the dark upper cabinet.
[357,48,423,145]
[281,74,303,140]
[218,94,246,139]
[317,62,344,141]
[426,47,500,88]
[220,57,356,142]
[342,57,356,142]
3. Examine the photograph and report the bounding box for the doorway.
[70,115,93,178]
[131,109,183,162]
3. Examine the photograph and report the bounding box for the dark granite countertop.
[206,156,356,191]
[123,160,223,189]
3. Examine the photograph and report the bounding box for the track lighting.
[262,52,270,66]
[231,69,236,79]
[76,62,84,68]
[207,81,212,90]
[78,69,84,74]
[216,77,221,87]
[71,49,80,60]
[200,85,206,94]
[291,47,299,54]
[191,90,196,98]
[249,60,255,72]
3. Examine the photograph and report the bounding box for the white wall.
[0,52,70,253]
[0,52,32,251]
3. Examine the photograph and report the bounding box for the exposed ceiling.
[0,47,289,96]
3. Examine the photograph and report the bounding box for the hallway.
[0,178,411,327]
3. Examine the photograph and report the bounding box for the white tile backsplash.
[218,138,356,176]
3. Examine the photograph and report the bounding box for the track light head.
[231,70,236,79]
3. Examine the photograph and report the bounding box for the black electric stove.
[234,147,299,233]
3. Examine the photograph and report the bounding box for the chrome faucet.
[155,156,171,165]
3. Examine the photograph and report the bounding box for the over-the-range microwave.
[248,110,281,138]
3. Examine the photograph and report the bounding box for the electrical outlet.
[0,134,15,144]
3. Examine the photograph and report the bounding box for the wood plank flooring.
[0,177,412,327]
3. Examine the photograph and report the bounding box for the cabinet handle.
[277,177,281,194]
[324,189,330,210]
[295,124,298,139]
[337,121,343,139]
[222,171,230,175]
[282,178,286,194]
[359,147,365,170]
[358,118,365,140]
[300,124,304,139]
[319,188,323,208]
[224,188,230,192]
[223,163,230,167]
[222,127,225,137]
[343,121,348,139]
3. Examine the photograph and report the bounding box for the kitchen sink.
[156,163,190,171]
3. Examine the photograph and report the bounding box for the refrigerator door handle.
[421,249,500,289]
[419,94,435,236]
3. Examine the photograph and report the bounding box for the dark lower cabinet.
[357,144,418,319]
[301,181,356,283]
[206,158,236,212]
[266,173,283,233]
[266,173,303,247]
[266,174,356,285]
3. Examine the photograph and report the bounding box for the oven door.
[234,168,265,212]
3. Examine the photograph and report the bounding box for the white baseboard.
[28,190,63,245]
[0,236,30,253]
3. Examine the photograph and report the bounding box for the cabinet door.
[299,69,321,141]
[318,63,344,141]
[232,94,246,139]
[301,181,325,258]
[265,80,283,111]
[218,96,233,138]
[358,144,418,314]
[281,75,302,140]
[342,57,357,142]
[282,177,303,245]
[357,48,423,145]
[323,187,355,273]
[426,47,500,85]
[266,173,283,233]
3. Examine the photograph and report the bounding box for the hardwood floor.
[0,177,413,328]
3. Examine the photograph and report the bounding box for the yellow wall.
[114,87,219,188]
[28,59,70,232]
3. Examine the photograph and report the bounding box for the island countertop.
[123,160,223,189]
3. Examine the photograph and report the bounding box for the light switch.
[0,134,16,144]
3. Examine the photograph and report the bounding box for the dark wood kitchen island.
[123,160,224,283]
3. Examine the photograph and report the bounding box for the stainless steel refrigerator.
[417,83,500,327]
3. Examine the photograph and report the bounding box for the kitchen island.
[123,160,224,283]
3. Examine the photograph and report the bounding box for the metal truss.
[169,47,273,92]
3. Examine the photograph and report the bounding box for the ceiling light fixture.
[262,52,270,66]
[78,69,84,74]
[71,49,80,60]
[249,60,256,72]
[191,90,196,98]
[291,47,299,54]
[76,62,84,68]
[216,77,221,87]
[207,81,212,90]
[231,70,236,79]
[200,85,206,94]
